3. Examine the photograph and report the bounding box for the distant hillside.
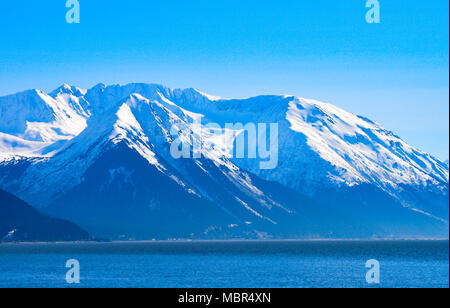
[0,189,90,242]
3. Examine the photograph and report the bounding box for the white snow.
[0,87,89,159]
[112,102,162,169]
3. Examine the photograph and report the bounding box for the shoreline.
[1,238,449,245]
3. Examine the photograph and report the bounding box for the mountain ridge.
[0,83,448,239]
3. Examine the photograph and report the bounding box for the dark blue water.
[0,240,448,288]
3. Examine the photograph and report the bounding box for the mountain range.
[0,83,448,239]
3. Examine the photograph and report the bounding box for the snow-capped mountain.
[0,83,448,239]
[0,85,89,157]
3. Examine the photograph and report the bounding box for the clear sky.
[0,0,448,159]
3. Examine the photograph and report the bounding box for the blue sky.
[0,0,448,159]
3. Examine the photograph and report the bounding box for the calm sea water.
[0,240,448,288]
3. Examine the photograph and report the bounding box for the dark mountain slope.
[0,189,90,242]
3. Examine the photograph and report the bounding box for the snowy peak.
[0,88,90,157]
[0,83,448,194]
[49,84,87,97]
[0,83,448,190]
[285,97,448,188]
[0,89,55,136]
